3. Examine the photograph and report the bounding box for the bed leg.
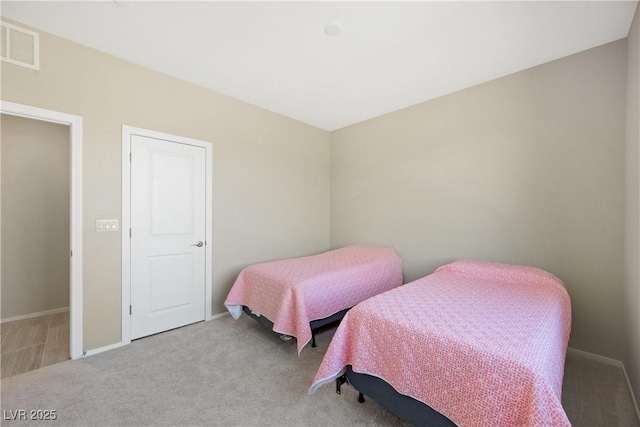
[311,330,317,348]
[336,375,347,394]
[358,392,365,404]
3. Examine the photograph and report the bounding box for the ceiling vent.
[1,21,39,70]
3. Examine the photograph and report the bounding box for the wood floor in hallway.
[1,311,70,378]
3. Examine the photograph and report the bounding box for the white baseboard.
[568,347,640,420]
[567,347,623,366]
[621,362,640,423]
[83,341,127,357]
[1,307,69,324]
[209,311,230,321]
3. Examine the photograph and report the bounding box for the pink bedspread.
[224,245,403,354]
[309,260,572,427]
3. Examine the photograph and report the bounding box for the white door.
[130,135,206,339]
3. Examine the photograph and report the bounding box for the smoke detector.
[324,22,342,36]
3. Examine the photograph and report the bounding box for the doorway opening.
[0,101,83,377]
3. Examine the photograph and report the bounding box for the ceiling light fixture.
[324,22,342,36]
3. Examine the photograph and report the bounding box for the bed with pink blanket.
[224,245,403,354]
[309,259,572,427]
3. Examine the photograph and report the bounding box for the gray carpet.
[1,315,638,426]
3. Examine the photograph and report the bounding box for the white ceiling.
[2,1,638,131]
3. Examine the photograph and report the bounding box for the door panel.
[150,151,194,235]
[149,254,193,312]
[130,135,206,339]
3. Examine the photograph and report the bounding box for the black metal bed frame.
[242,305,351,348]
[337,365,457,426]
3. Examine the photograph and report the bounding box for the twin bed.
[224,245,403,354]
[225,248,572,426]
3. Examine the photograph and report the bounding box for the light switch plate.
[96,219,119,232]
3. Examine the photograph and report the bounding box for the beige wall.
[0,21,331,351]
[331,40,627,360]
[1,114,70,319]
[1,16,633,367]
[625,5,640,400]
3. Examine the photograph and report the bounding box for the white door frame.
[0,100,84,360]
[121,126,213,345]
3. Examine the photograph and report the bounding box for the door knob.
[191,241,204,247]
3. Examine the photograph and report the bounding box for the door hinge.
[129,152,132,163]
[129,228,132,238]
[129,305,132,315]
[70,250,73,257]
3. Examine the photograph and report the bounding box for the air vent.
[1,21,39,70]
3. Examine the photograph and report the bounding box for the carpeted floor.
[1,314,638,426]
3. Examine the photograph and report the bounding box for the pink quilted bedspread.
[309,260,572,427]
[224,245,403,354]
